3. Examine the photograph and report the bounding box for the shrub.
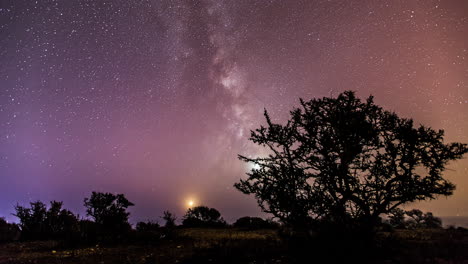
[182,206,227,228]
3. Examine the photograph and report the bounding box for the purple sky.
[1,0,467,224]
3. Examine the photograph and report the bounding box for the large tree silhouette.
[84,192,134,234]
[235,91,467,231]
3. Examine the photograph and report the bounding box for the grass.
[1,228,468,263]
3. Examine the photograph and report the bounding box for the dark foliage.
[386,208,442,229]
[8,193,135,245]
[13,201,79,241]
[406,209,425,227]
[13,201,46,240]
[83,191,134,236]
[406,209,442,229]
[422,212,443,229]
[182,206,226,227]
[161,210,177,228]
[235,91,467,233]
[130,221,164,245]
[45,201,80,240]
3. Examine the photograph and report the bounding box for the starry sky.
[1,0,467,223]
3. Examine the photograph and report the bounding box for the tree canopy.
[84,192,134,233]
[13,200,78,240]
[182,206,226,227]
[235,91,467,230]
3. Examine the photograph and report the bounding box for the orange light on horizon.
[186,198,196,208]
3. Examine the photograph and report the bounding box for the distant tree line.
[5,192,136,244]
[387,208,443,229]
[0,192,279,245]
[0,190,449,246]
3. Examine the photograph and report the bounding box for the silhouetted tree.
[13,200,78,241]
[84,192,134,235]
[45,201,79,240]
[14,201,47,240]
[161,210,176,228]
[405,209,442,229]
[235,91,467,233]
[182,206,226,227]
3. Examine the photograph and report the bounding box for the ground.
[1,228,468,263]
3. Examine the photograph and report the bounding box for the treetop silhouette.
[84,192,134,234]
[182,205,226,227]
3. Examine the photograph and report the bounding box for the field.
[1,228,468,264]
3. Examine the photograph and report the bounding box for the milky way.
[1,0,467,223]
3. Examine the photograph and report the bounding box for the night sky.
[1,0,467,223]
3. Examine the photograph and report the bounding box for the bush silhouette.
[405,209,442,229]
[386,208,442,229]
[422,212,442,229]
[13,200,79,241]
[84,192,134,237]
[235,91,467,235]
[161,210,177,228]
[14,201,46,240]
[45,201,80,240]
[182,206,226,227]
